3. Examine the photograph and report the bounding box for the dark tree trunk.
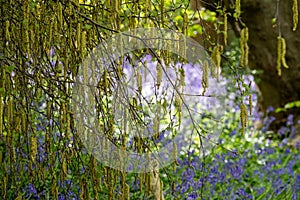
[193,0,300,131]
[241,0,300,130]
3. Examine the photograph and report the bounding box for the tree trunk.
[241,0,300,130]
[193,0,300,131]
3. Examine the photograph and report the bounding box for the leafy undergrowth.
[160,111,300,200]
[125,109,300,200]
[15,111,300,200]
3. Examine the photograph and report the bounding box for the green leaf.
[275,107,286,113]
[284,100,300,109]
[85,24,93,30]
[276,100,300,112]
[6,65,15,73]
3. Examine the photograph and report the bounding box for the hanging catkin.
[181,36,187,60]
[2,175,7,198]
[240,103,248,135]
[137,70,142,93]
[249,95,252,116]
[276,37,282,76]
[22,99,27,134]
[83,58,88,87]
[5,20,10,42]
[30,129,37,163]
[77,23,81,50]
[202,60,209,95]
[161,0,164,27]
[240,27,249,67]
[156,63,163,88]
[173,142,177,164]
[58,2,63,30]
[179,67,185,87]
[81,31,87,57]
[293,0,298,31]
[49,20,53,49]
[183,11,188,36]
[66,112,70,140]
[276,36,289,76]
[0,68,5,136]
[280,37,289,69]
[224,12,228,46]
[7,96,13,132]
[175,93,182,128]
[153,115,159,139]
[235,0,241,20]
[23,1,30,58]
[62,154,67,178]
[211,45,222,78]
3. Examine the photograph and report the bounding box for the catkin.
[249,95,252,116]
[174,93,182,109]
[153,116,159,139]
[30,132,37,163]
[173,142,177,161]
[5,20,10,42]
[202,60,209,95]
[124,183,130,200]
[240,103,248,135]
[280,37,289,69]
[80,179,85,199]
[81,31,87,57]
[211,45,221,78]
[145,0,150,26]
[235,0,241,20]
[161,0,164,27]
[62,155,67,177]
[3,175,7,198]
[77,23,81,50]
[179,35,186,60]
[179,67,185,87]
[7,97,13,132]
[58,2,63,29]
[293,0,298,31]
[137,70,142,93]
[175,93,182,128]
[49,20,53,46]
[183,11,188,35]
[240,27,249,67]
[276,37,282,76]
[36,1,41,20]
[160,180,164,199]
[156,63,162,88]
[276,36,289,76]
[25,29,30,59]
[224,12,227,46]
[83,60,88,87]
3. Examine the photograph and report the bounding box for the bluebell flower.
[261,116,276,132]
[182,167,195,180]
[237,188,252,199]
[266,106,274,113]
[278,126,287,136]
[24,183,38,199]
[229,129,237,137]
[256,187,265,195]
[230,165,243,179]
[187,191,198,199]
[287,114,294,126]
